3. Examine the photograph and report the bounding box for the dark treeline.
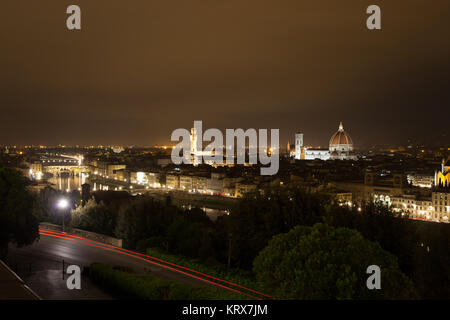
[219,188,449,299]
[0,167,39,260]
[45,185,449,299]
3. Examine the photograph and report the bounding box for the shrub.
[146,248,260,291]
[253,223,419,299]
[87,263,248,300]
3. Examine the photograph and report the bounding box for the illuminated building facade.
[435,159,450,188]
[432,159,450,222]
[407,173,434,188]
[390,159,450,222]
[190,126,215,166]
[329,122,357,160]
[293,122,356,160]
[391,195,433,220]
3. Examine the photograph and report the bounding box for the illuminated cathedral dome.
[292,121,357,161]
[329,122,353,151]
[328,122,356,160]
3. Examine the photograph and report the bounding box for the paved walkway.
[0,260,40,300]
[21,269,114,300]
[6,245,114,300]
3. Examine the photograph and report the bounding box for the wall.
[39,223,123,248]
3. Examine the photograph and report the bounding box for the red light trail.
[39,228,272,300]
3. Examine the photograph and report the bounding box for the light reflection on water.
[47,173,89,192]
[182,204,229,221]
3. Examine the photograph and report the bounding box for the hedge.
[87,263,250,300]
[145,248,263,293]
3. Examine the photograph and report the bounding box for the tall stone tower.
[190,127,200,166]
[190,127,197,155]
[295,133,303,160]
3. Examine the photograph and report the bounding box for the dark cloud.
[1,1,449,146]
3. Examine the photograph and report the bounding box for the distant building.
[432,159,450,222]
[293,122,356,161]
[295,133,304,160]
[166,174,180,189]
[190,126,215,166]
[30,162,43,174]
[192,175,208,192]
[107,164,126,178]
[431,192,449,222]
[435,159,450,188]
[114,168,130,181]
[333,171,409,207]
[206,173,225,194]
[223,177,243,197]
[191,127,199,166]
[235,182,257,198]
[131,171,156,185]
[329,122,357,160]
[28,162,43,180]
[389,159,450,222]
[111,146,124,153]
[157,158,171,167]
[94,161,126,178]
[332,191,353,206]
[391,195,433,220]
[407,173,434,188]
[179,175,194,191]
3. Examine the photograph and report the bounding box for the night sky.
[1,1,449,147]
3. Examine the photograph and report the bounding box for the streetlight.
[57,199,68,233]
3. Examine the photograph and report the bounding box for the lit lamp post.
[57,199,68,233]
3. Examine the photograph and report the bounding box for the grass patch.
[145,248,263,293]
[86,263,250,300]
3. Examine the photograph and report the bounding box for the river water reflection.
[47,173,89,192]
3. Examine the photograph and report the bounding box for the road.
[7,229,266,300]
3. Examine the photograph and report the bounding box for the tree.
[166,217,204,256]
[114,196,179,249]
[219,187,330,269]
[0,167,39,260]
[166,208,215,258]
[328,200,417,279]
[253,223,418,299]
[70,199,116,236]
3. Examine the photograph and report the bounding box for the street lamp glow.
[58,199,68,209]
